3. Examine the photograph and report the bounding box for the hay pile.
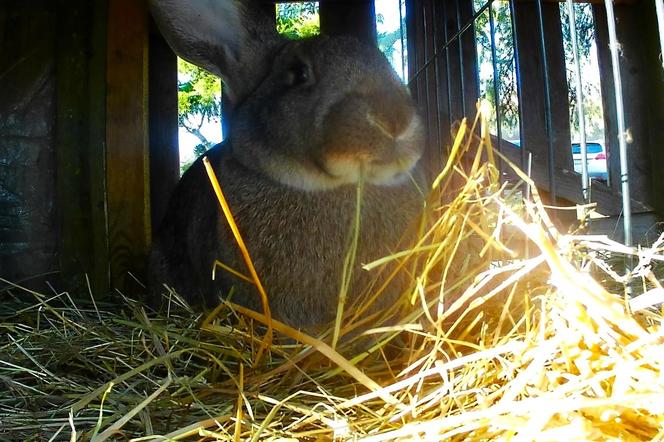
[2,108,663,441]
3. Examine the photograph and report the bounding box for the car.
[572,142,608,181]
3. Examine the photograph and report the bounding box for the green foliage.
[474,1,520,139]
[472,1,602,143]
[178,58,222,152]
[276,2,320,39]
[375,3,408,81]
[559,3,605,141]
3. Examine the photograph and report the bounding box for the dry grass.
[1,105,663,441]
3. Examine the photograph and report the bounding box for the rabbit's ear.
[149,0,282,103]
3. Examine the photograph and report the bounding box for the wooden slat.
[589,212,661,245]
[432,0,453,151]
[593,5,655,209]
[458,0,480,116]
[512,1,573,177]
[55,0,109,295]
[500,141,651,215]
[106,0,150,291]
[320,0,377,44]
[423,0,442,171]
[148,24,179,231]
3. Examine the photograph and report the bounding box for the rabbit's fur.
[149,1,426,328]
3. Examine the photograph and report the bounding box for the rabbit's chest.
[214,181,414,284]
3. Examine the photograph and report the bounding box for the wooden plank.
[458,0,480,117]
[320,0,377,44]
[1,2,58,285]
[440,0,464,126]
[148,24,179,231]
[106,0,150,291]
[633,0,664,217]
[432,0,454,152]
[499,140,651,216]
[512,1,573,177]
[589,212,661,245]
[55,0,109,296]
[422,0,442,170]
[593,5,654,209]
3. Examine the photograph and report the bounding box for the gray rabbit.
[148,0,426,328]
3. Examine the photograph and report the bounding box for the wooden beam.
[635,0,664,217]
[499,140,651,216]
[512,1,573,179]
[1,2,58,285]
[320,0,377,44]
[593,4,658,213]
[107,0,150,291]
[148,23,179,232]
[55,0,110,295]
[458,0,480,116]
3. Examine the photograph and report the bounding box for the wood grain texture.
[593,4,655,210]
[320,0,377,44]
[55,0,110,296]
[106,0,150,291]
[512,1,573,177]
[148,25,179,232]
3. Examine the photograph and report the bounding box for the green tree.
[375,4,408,82]
[276,2,320,39]
[473,0,520,139]
[559,4,605,141]
[178,57,222,159]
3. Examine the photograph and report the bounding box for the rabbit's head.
[150,0,424,191]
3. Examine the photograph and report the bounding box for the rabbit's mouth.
[321,114,424,186]
[254,115,423,191]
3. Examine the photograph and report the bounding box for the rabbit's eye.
[286,61,312,87]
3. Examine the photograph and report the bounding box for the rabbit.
[148,0,427,329]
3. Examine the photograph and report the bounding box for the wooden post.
[149,23,179,231]
[320,0,377,45]
[106,0,150,291]
[56,0,110,296]
[512,1,573,180]
[458,0,480,118]
[593,4,656,212]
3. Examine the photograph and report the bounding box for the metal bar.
[409,0,491,85]
[656,0,664,71]
[508,0,526,171]
[535,0,557,204]
[604,0,632,246]
[488,0,504,160]
[567,0,590,202]
[455,0,467,117]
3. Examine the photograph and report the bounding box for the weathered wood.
[149,23,179,231]
[107,0,150,291]
[593,4,658,214]
[320,0,377,44]
[589,212,661,245]
[458,0,480,117]
[512,1,573,178]
[634,0,664,218]
[0,2,58,285]
[432,0,452,152]
[55,0,110,295]
[499,140,650,216]
[423,0,442,170]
